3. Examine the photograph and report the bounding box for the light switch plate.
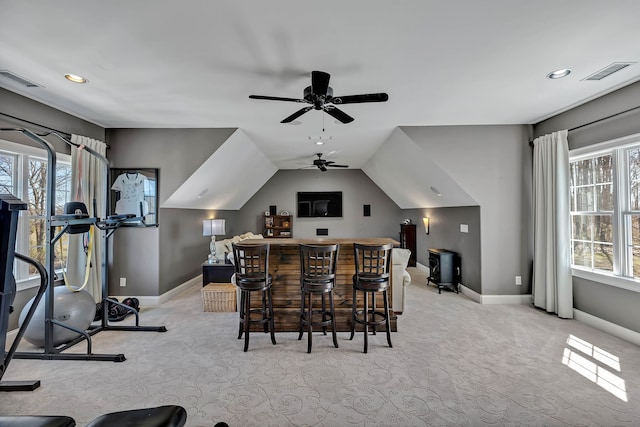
[460,224,469,233]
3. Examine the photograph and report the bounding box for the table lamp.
[203,218,226,263]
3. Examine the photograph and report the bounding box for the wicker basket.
[202,283,237,312]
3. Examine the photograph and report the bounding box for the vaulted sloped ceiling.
[362,128,477,208]
[162,126,475,211]
[162,129,277,210]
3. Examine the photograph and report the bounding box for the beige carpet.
[2,267,640,426]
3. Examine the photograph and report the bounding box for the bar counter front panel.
[241,238,398,332]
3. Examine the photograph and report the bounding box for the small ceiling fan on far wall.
[308,153,349,172]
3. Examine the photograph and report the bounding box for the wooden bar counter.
[241,237,399,332]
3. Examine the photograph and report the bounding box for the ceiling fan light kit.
[249,70,388,124]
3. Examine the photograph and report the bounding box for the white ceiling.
[2,0,640,172]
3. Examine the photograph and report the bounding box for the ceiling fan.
[308,153,349,172]
[249,70,388,124]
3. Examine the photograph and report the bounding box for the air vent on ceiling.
[0,70,43,88]
[582,62,635,81]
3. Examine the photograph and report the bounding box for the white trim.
[460,284,533,305]
[6,328,18,341]
[574,309,640,347]
[15,276,42,291]
[460,284,481,303]
[572,267,640,293]
[569,131,640,158]
[117,275,201,307]
[416,262,429,273]
[7,277,202,335]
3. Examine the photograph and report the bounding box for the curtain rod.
[0,111,72,139]
[530,104,640,146]
[567,104,640,133]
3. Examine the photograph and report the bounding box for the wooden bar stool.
[232,242,276,352]
[350,242,393,353]
[299,244,340,353]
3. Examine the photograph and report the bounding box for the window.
[570,134,640,288]
[570,154,614,272]
[0,150,17,194]
[0,139,71,286]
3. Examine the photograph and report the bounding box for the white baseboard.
[5,276,202,338]
[574,309,640,347]
[416,262,429,273]
[460,284,533,305]
[6,328,18,340]
[117,275,201,307]
[411,265,532,305]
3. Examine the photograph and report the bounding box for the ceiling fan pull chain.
[322,108,324,133]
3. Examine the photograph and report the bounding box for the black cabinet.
[202,262,235,287]
[399,224,417,267]
[427,249,461,294]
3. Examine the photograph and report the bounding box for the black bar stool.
[85,405,187,427]
[299,244,340,353]
[232,242,276,352]
[350,242,393,353]
[0,405,188,427]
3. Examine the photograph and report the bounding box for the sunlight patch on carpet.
[562,335,627,402]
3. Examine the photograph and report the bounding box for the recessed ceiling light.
[315,141,324,145]
[64,73,88,83]
[546,69,571,79]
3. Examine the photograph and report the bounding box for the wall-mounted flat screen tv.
[297,191,343,218]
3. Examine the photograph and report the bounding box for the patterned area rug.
[3,267,640,426]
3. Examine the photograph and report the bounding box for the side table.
[202,261,234,287]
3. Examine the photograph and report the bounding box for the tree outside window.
[0,151,17,194]
[570,154,614,273]
[571,143,640,281]
[27,158,72,275]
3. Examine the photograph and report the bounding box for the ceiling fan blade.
[281,106,313,123]
[319,165,328,172]
[327,164,349,168]
[311,71,330,97]
[249,95,305,103]
[323,106,354,124]
[331,93,389,104]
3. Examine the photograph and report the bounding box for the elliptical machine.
[0,193,47,391]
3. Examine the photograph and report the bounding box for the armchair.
[391,248,412,314]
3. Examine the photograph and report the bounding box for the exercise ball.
[19,286,96,347]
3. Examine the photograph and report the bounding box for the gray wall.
[237,169,403,240]
[401,125,532,296]
[0,88,105,151]
[534,80,640,334]
[401,206,482,293]
[105,128,236,296]
[159,208,238,295]
[1,87,106,329]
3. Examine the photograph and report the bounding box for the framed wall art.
[110,168,159,227]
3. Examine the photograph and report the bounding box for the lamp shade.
[203,219,226,236]
[423,217,430,234]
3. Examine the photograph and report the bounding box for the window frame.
[570,132,640,293]
[0,138,72,291]
[0,150,18,195]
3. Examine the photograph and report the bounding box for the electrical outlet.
[120,277,127,287]
[515,276,522,285]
